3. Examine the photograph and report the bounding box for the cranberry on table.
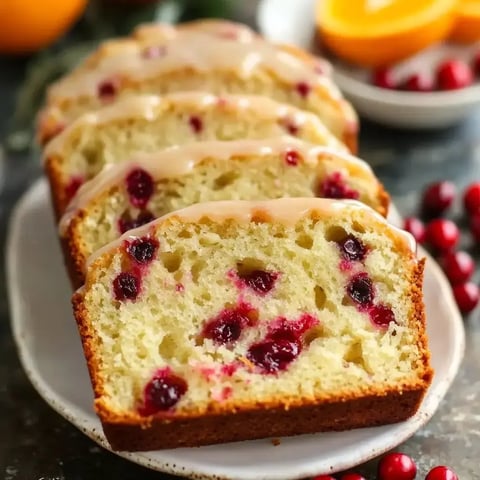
[372,67,396,89]
[377,452,417,480]
[425,465,459,480]
[340,474,365,480]
[403,73,434,92]
[437,59,474,90]
[440,251,475,285]
[422,181,456,216]
[463,182,480,215]
[469,212,480,242]
[426,219,459,252]
[452,282,480,313]
[403,217,426,244]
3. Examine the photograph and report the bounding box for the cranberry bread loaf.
[73,198,432,451]
[43,92,346,217]
[60,137,389,287]
[37,27,357,149]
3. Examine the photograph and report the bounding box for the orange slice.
[316,0,457,67]
[450,0,480,43]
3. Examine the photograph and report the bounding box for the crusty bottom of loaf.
[102,386,426,451]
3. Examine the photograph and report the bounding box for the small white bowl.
[258,0,480,128]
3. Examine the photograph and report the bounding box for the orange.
[450,0,480,43]
[316,0,457,67]
[0,0,87,54]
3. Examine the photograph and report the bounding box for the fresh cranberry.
[284,149,300,166]
[126,237,159,265]
[282,119,299,135]
[403,217,426,244]
[473,51,480,75]
[65,176,83,202]
[470,212,480,242]
[247,337,300,373]
[97,78,120,100]
[440,251,475,285]
[453,282,479,313]
[238,269,279,294]
[372,67,396,89]
[125,168,154,208]
[425,466,458,480]
[295,81,311,98]
[422,181,456,216]
[203,303,257,345]
[426,219,459,252]
[189,115,203,134]
[118,210,155,234]
[311,476,336,480]
[139,369,187,415]
[437,59,473,90]
[337,235,367,262]
[269,314,318,338]
[403,73,434,92]
[113,271,140,301]
[463,182,480,215]
[369,304,396,328]
[377,452,417,480]
[347,273,374,308]
[319,172,360,200]
[340,474,365,480]
[142,45,167,59]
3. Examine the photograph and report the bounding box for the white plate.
[258,0,480,128]
[7,179,465,480]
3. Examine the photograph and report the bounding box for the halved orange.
[449,0,480,43]
[0,0,87,54]
[316,0,457,67]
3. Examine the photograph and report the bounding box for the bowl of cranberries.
[332,42,480,128]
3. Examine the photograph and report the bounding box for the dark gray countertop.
[1,20,480,480]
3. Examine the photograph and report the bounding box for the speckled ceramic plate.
[7,179,465,480]
[258,0,480,128]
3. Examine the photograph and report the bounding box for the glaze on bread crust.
[37,25,357,150]
[60,138,389,288]
[73,198,432,451]
[42,92,347,217]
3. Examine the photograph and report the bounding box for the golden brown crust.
[409,257,434,384]
[61,231,87,290]
[101,387,427,451]
[44,155,69,220]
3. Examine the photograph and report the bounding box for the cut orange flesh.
[316,0,457,67]
[450,0,480,43]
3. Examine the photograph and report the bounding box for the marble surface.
[2,14,480,480]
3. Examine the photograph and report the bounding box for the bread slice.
[61,138,389,288]
[43,92,346,217]
[73,198,432,451]
[37,27,357,149]
[76,20,262,73]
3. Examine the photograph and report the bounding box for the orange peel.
[316,0,458,67]
[450,0,480,43]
